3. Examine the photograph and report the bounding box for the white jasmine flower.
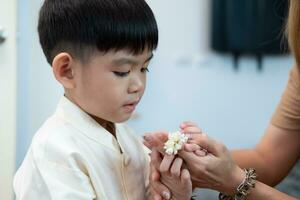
[164,131,189,155]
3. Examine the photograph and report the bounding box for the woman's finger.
[180,121,198,129]
[187,134,221,156]
[195,149,208,157]
[181,126,202,134]
[184,143,201,152]
[184,143,207,156]
[178,149,203,165]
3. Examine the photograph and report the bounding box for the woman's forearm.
[231,124,300,187]
[231,149,286,186]
[231,149,280,186]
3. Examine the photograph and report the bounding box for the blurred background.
[1,0,299,199]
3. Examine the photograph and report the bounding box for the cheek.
[142,76,147,91]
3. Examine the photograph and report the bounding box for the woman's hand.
[179,133,245,195]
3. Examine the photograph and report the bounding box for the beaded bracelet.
[219,168,257,200]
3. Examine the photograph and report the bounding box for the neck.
[63,93,116,136]
[93,116,116,136]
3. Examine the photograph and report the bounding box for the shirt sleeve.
[14,158,96,200]
[271,65,300,130]
[140,140,152,200]
[135,135,151,200]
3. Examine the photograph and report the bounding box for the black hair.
[38,0,158,65]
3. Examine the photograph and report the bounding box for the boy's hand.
[159,153,192,200]
[150,150,172,200]
[143,121,204,152]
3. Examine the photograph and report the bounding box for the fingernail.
[154,194,162,200]
[186,133,193,139]
[143,134,153,142]
[161,191,170,200]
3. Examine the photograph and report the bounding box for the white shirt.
[14,96,150,200]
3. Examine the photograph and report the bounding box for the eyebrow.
[112,53,154,66]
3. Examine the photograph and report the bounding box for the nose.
[128,74,145,94]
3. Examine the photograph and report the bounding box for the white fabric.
[14,96,150,200]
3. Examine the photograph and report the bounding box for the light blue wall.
[127,0,293,149]
[128,55,292,149]
[16,0,62,167]
[16,0,293,168]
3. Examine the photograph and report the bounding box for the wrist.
[228,166,245,195]
[219,168,257,200]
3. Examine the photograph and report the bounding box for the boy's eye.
[113,71,130,77]
[141,68,149,73]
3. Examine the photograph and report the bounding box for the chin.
[113,115,131,123]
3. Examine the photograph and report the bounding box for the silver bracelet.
[219,168,257,200]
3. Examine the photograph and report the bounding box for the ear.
[52,53,76,89]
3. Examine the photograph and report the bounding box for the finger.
[144,132,169,153]
[151,167,161,182]
[184,144,207,157]
[151,178,171,200]
[170,157,183,178]
[195,149,207,157]
[153,193,163,200]
[144,131,168,143]
[180,121,198,129]
[178,150,202,165]
[181,168,191,184]
[161,191,171,200]
[181,126,202,135]
[143,140,151,149]
[151,149,163,170]
[184,143,201,152]
[160,154,175,174]
[150,159,172,200]
[187,134,221,156]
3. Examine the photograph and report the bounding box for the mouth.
[123,100,139,113]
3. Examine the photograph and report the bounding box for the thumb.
[144,132,168,145]
[144,132,169,153]
[178,149,201,165]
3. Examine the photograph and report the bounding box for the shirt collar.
[54,96,122,152]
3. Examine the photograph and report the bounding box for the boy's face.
[70,49,153,123]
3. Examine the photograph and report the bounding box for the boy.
[14,0,191,199]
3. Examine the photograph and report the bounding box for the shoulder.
[29,115,89,171]
[271,64,300,130]
[288,65,300,90]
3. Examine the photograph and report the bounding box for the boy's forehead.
[107,50,153,64]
